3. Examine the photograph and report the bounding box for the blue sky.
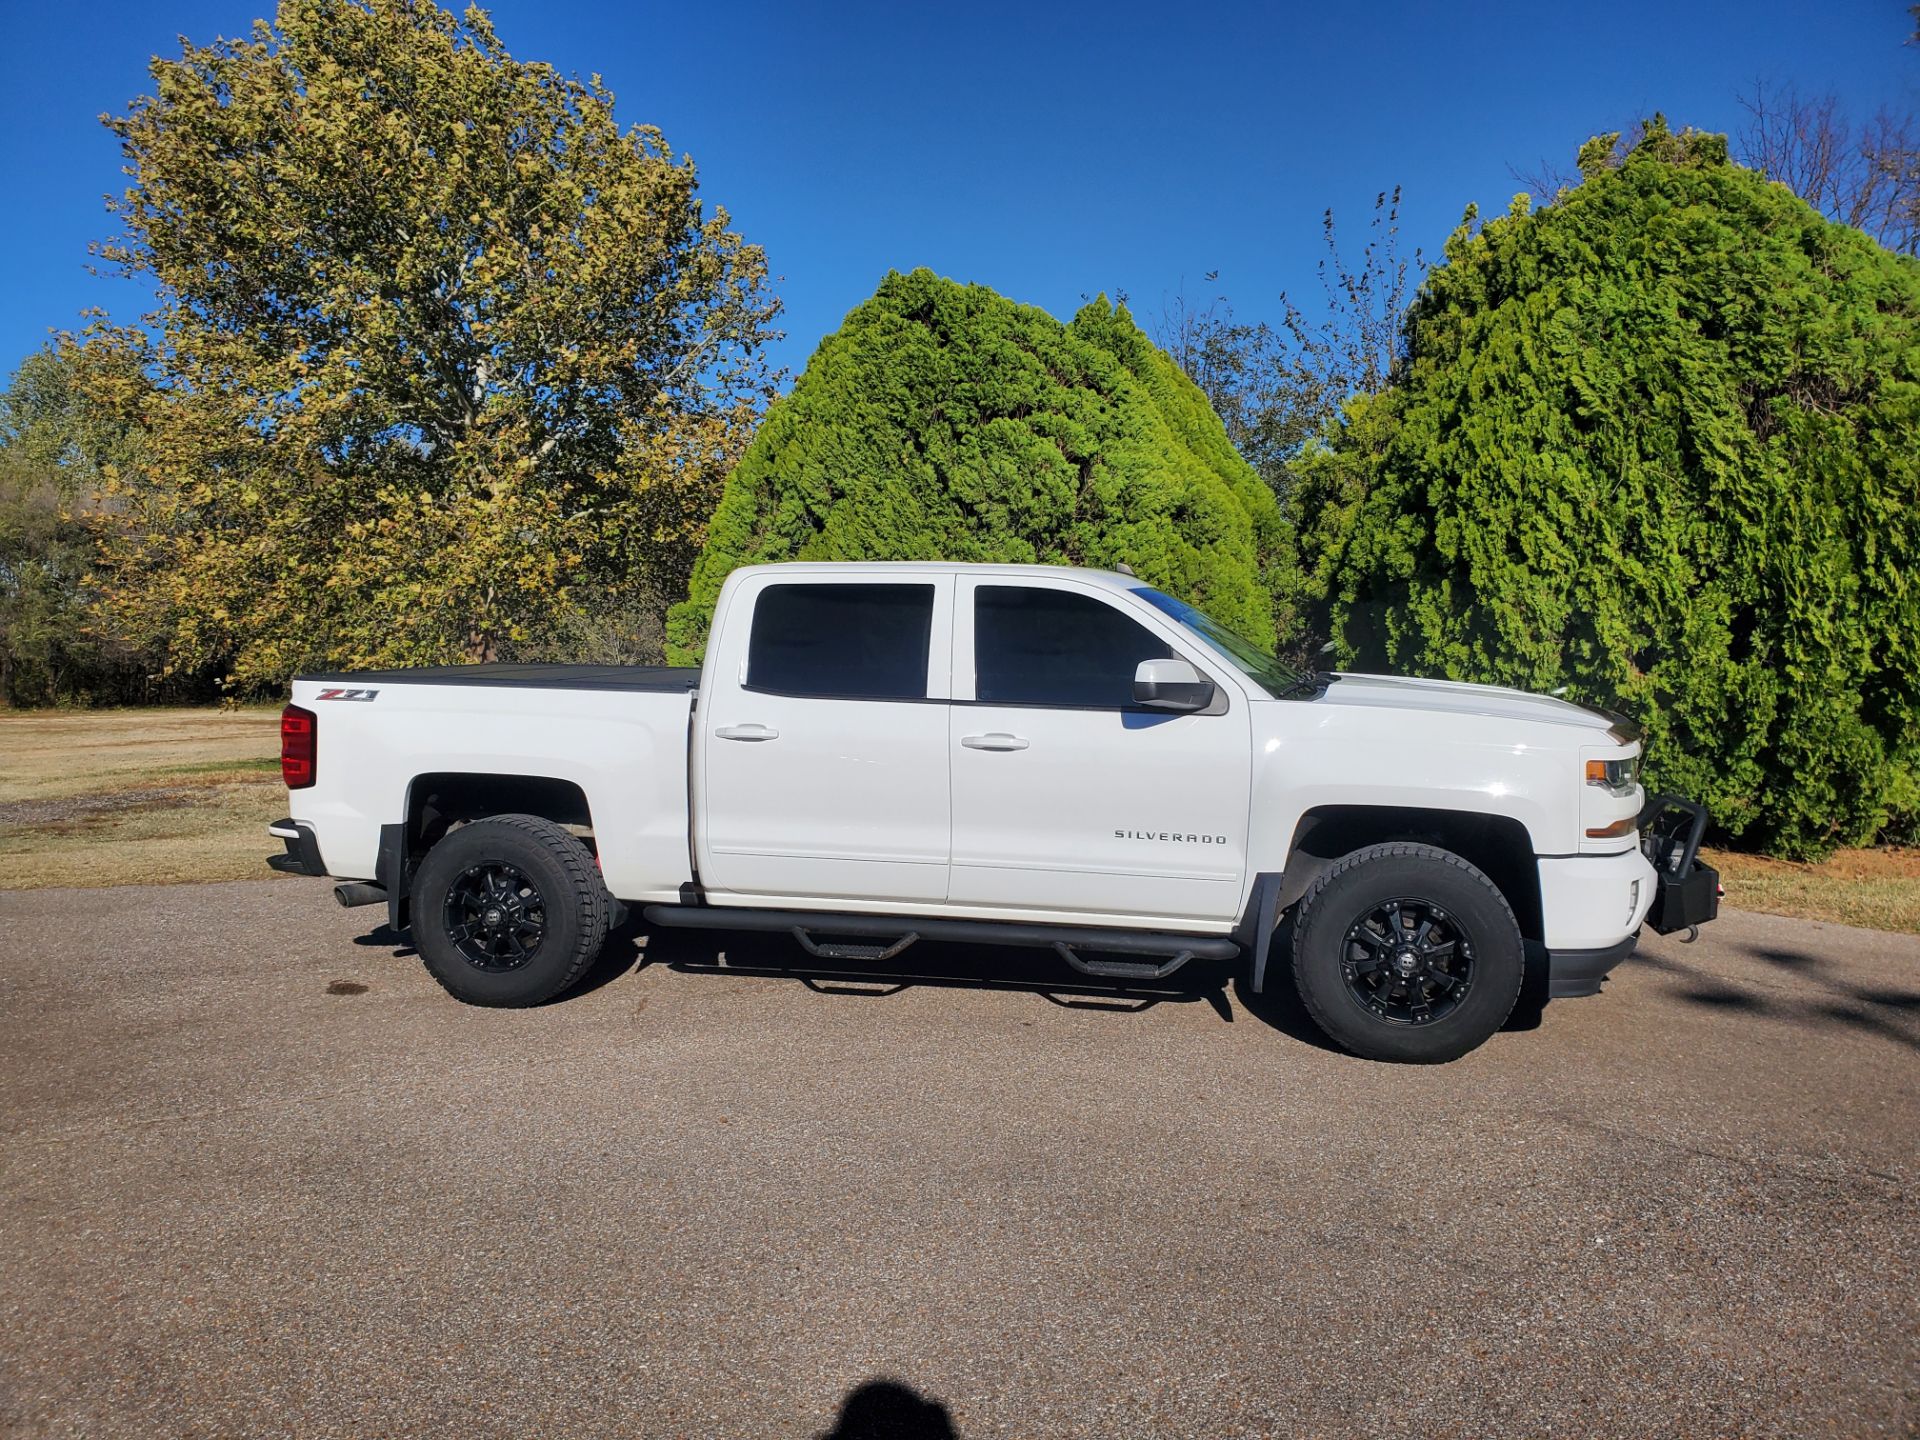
[0,0,1913,385]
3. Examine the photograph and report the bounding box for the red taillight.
[281,704,317,789]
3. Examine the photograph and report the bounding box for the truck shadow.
[348,917,1540,1054]
[598,919,1363,1051]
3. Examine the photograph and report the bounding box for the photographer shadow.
[816,1378,958,1440]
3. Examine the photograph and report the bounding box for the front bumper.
[266,818,328,877]
[1545,932,1641,999]
[1538,848,1659,951]
[1539,793,1720,1001]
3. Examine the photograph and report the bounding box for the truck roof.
[728,560,1145,589]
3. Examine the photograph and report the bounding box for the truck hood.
[1309,672,1631,738]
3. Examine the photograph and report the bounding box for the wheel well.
[1278,805,1544,941]
[405,773,594,859]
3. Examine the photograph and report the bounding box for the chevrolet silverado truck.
[268,562,1718,1062]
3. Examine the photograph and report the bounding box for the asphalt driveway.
[1,880,1915,1437]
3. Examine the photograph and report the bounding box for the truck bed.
[295,663,700,692]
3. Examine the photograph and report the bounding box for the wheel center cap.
[1395,949,1420,976]
[484,907,503,927]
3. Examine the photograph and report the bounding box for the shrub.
[667,268,1289,660]
[1292,121,1920,858]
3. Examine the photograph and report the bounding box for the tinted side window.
[974,585,1172,708]
[746,583,934,700]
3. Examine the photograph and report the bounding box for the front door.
[947,577,1252,928]
[696,574,953,905]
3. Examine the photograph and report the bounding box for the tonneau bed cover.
[294,663,700,692]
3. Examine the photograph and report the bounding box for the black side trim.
[641,904,1241,962]
[949,692,1230,717]
[267,819,327,878]
[1546,932,1641,999]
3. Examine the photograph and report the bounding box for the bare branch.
[1735,79,1920,255]
[1508,157,1579,203]
[1153,191,1423,496]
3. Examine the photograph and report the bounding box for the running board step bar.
[791,927,921,963]
[1052,943,1195,981]
[640,904,1239,968]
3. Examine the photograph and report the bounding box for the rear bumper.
[266,818,327,878]
[1545,932,1640,999]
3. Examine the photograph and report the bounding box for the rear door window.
[746,583,935,700]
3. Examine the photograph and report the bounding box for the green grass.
[1704,846,1920,935]
[0,707,287,889]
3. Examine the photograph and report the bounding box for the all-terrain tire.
[412,814,610,1007]
[1290,842,1523,1063]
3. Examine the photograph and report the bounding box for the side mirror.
[1133,658,1215,712]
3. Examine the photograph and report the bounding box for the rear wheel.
[412,814,610,1007]
[1290,842,1523,1063]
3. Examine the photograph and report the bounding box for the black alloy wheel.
[1339,896,1477,1025]
[443,860,548,972]
[1289,842,1524,1063]
[412,814,611,1007]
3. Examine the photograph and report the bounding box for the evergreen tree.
[669,268,1289,660]
[1292,120,1920,858]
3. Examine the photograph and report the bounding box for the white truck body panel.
[693,568,955,904]
[945,568,1254,928]
[288,679,697,904]
[285,561,1658,952]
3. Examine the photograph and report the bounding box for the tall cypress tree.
[667,268,1290,660]
[1292,121,1920,858]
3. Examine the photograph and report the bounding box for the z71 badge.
[314,687,380,702]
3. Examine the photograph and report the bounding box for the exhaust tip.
[333,882,388,909]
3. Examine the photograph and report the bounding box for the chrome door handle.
[961,732,1029,751]
[715,723,780,742]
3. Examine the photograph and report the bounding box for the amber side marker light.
[1585,815,1638,839]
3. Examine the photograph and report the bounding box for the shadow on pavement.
[1633,944,1920,1053]
[352,922,415,958]
[348,912,1566,1054]
[635,920,1249,1020]
[816,1378,958,1440]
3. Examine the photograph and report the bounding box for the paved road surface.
[1,880,1916,1438]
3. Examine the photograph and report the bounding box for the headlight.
[1585,756,1637,797]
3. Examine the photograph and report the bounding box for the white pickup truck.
[268,561,1718,1062]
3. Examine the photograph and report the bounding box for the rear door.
[947,576,1251,927]
[695,573,953,905]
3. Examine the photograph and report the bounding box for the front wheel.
[412,814,611,1007]
[1290,842,1523,1063]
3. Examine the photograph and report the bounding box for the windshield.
[1131,587,1306,698]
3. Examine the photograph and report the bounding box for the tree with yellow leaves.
[90,0,779,689]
